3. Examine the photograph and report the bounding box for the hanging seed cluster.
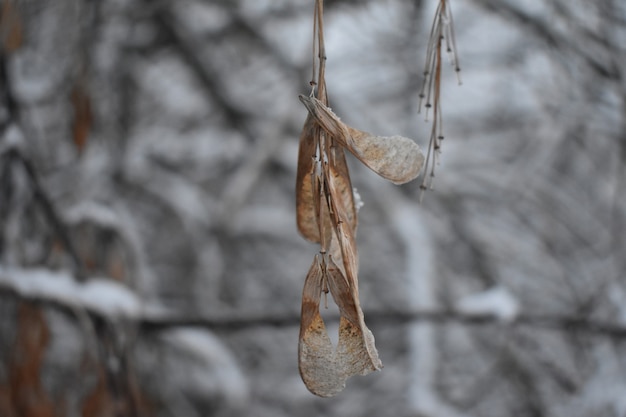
[294,0,430,397]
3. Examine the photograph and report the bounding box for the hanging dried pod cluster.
[295,0,425,397]
[418,0,461,195]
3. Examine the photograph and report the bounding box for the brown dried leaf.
[299,95,425,184]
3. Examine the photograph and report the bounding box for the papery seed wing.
[327,159,358,277]
[324,150,359,280]
[336,316,382,377]
[296,115,321,243]
[318,170,336,253]
[326,257,382,377]
[347,127,425,185]
[299,95,425,184]
[299,255,324,336]
[327,213,359,290]
[327,144,358,234]
[299,255,345,397]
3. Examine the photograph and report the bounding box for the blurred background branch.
[1,0,625,416]
[4,269,626,338]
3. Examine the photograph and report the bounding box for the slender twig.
[152,6,255,141]
[418,0,462,198]
[1,52,86,281]
[0,52,17,131]
[470,0,619,80]
[124,309,626,339]
[2,279,626,339]
[9,149,87,280]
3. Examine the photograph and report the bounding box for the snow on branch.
[2,266,626,338]
[0,267,141,319]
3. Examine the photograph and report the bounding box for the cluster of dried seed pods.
[418,0,461,194]
[295,1,426,397]
[296,96,425,397]
[295,0,462,396]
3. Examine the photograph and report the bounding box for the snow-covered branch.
[2,267,626,338]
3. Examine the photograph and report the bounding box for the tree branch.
[140,308,626,339]
[1,52,86,281]
[2,268,626,338]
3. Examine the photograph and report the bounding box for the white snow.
[0,266,141,320]
[456,286,520,322]
[381,186,471,417]
[64,201,120,229]
[1,124,24,152]
[79,278,141,318]
[161,328,249,404]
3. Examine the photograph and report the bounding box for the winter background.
[1,0,625,416]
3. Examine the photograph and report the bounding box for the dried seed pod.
[299,95,425,184]
[296,115,321,243]
[299,256,343,397]
[298,255,381,398]
[327,141,358,234]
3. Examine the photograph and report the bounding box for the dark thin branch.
[141,309,626,339]
[470,0,621,81]
[0,52,86,281]
[152,5,255,141]
[2,149,87,281]
[0,52,18,132]
[2,279,626,338]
